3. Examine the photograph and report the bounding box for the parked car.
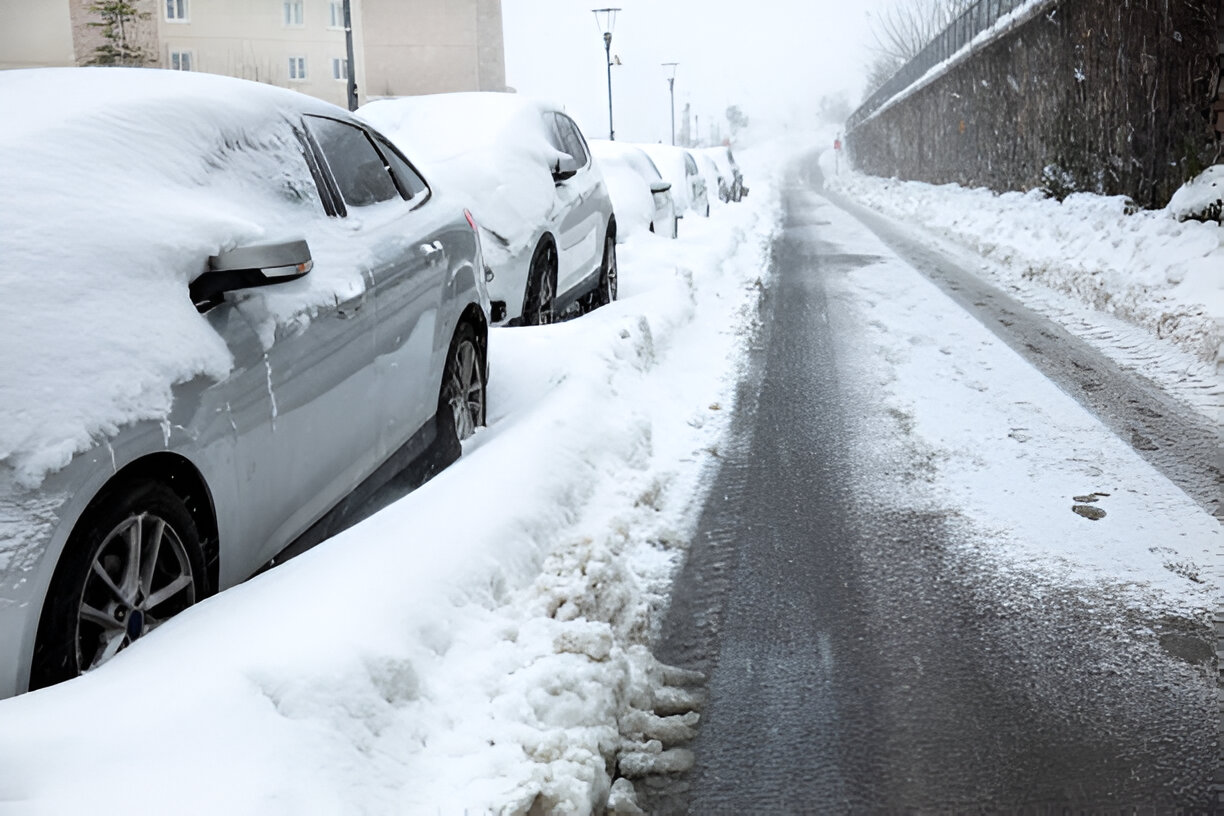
[0,68,490,697]
[703,145,748,202]
[639,144,710,217]
[359,93,618,326]
[589,139,679,239]
[695,152,724,208]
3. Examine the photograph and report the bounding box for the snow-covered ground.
[804,188,1216,617]
[822,153,1224,424]
[0,156,781,815]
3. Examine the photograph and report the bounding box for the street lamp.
[592,8,621,140]
[662,62,678,146]
[343,0,357,111]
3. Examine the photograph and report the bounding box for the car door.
[223,115,407,573]
[548,113,603,297]
[362,131,456,459]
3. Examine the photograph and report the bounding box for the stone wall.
[847,0,1222,209]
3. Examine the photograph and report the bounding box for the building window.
[288,56,307,81]
[169,51,192,71]
[165,0,188,21]
[328,1,344,28]
[284,1,304,26]
[331,57,348,81]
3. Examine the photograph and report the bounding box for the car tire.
[705,203,711,218]
[30,480,205,690]
[523,239,557,326]
[438,321,487,447]
[589,232,617,310]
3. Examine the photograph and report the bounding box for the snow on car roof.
[0,68,353,486]
[357,93,570,250]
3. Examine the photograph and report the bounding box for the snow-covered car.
[695,152,724,208]
[639,144,710,217]
[589,139,678,239]
[0,68,491,697]
[359,93,618,325]
[702,145,748,202]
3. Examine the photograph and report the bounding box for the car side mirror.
[552,155,580,182]
[190,239,313,310]
[649,180,672,194]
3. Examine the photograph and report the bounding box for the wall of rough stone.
[847,0,1222,209]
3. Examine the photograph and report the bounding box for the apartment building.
[0,0,506,108]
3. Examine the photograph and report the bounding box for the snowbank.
[0,155,782,815]
[823,158,1224,407]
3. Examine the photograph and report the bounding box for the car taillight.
[464,209,477,231]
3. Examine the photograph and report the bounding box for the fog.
[502,0,885,145]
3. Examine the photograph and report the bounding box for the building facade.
[0,0,506,108]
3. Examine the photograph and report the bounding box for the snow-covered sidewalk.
[823,156,1224,424]
[0,162,781,814]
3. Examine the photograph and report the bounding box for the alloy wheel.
[446,338,485,441]
[76,512,196,673]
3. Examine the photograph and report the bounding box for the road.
[637,159,1219,813]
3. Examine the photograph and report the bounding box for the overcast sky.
[502,0,885,145]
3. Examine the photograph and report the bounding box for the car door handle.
[335,292,364,319]
[418,241,445,261]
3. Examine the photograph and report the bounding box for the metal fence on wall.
[846,0,1039,132]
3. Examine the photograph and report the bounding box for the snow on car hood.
[0,68,361,487]
[357,93,568,255]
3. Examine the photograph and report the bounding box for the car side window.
[305,115,399,208]
[556,115,590,168]
[371,133,429,203]
[684,152,698,175]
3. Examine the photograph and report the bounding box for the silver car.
[359,94,618,325]
[0,69,490,697]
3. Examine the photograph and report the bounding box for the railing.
[846,0,1040,132]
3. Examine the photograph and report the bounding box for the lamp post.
[662,62,678,146]
[343,0,357,111]
[592,8,621,140]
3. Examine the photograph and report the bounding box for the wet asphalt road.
[640,161,1218,813]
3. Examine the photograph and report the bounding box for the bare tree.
[862,0,975,97]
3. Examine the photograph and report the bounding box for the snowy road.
[642,158,1217,813]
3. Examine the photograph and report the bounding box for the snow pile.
[588,140,658,238]
[824,161,1224,378]
[0,157,782,814]
[0,68,384,487]
[357,93,568,261]
[1167,165,1224,223]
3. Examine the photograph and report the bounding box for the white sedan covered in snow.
[359,93,618,325]
[589,139,679,239]
[0,68,490,697]
[639,144,710,218]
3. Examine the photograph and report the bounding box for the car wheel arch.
[66,453,219,598]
